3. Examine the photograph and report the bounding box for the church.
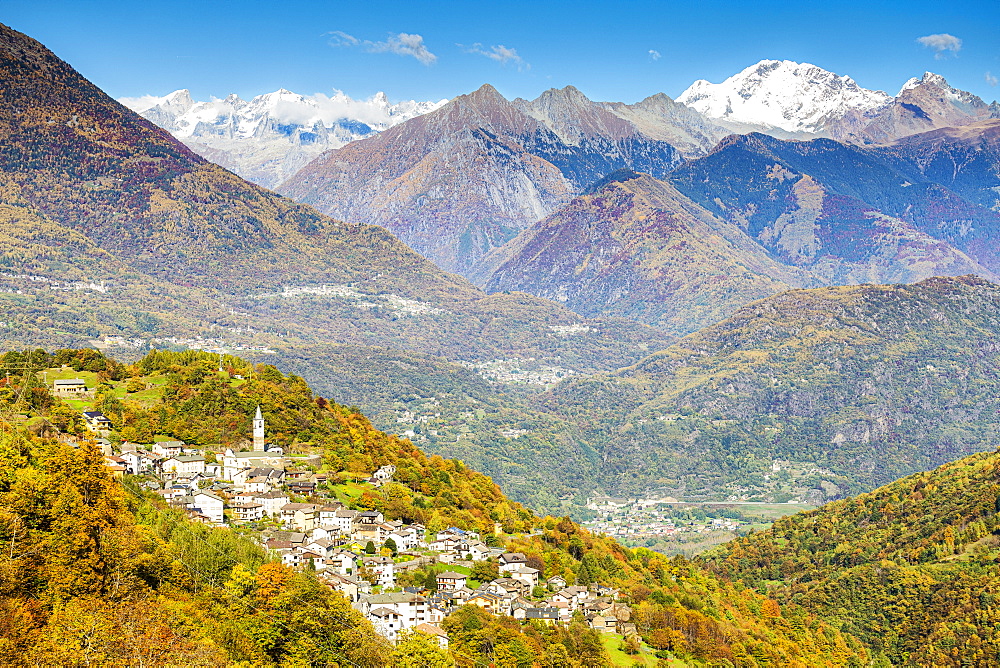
[222,405,284,481]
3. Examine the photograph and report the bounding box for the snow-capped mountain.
[678,59,892,135]
[119,89,447,188]
[822,71,999,143]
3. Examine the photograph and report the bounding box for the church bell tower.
[253,405,265,450]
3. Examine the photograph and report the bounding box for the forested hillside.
[538,275,1000,503]
[0,348,866,666]
[703,448,1000,666]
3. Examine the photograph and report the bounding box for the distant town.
[582,495,815,557]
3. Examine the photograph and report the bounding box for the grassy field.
[601,632,679,666]
[40,368,248,412]
[41,368,100,410]
[329,480,370,505]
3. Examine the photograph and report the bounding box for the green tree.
[393,630,454,667]
[471,559,499,583]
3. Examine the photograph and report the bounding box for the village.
[62,385,639,650]
[581,499,745,557]
[582,495,815,557]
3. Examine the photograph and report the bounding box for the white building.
[373,464,396,481]
[360,592,428,632]
[53,378,87,395]
[223,450,285,481]
[231,503,265,522]
[281,503,320,532]
[509,566,540,590]
[332,508,358,533]
[326,549,359,576]
[120,450,158,475]
[161,455,206,476]
[189,491,224,524]
[499,552,527,574]
[255,490,290,517]
[151,441,184,457]
[370,608,403,642]
[360,555,395,587]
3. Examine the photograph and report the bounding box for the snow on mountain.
[119,89,447,188]
[677,60,892,134]
[897,72,984,107]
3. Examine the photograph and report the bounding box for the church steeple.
[253,405,265,450]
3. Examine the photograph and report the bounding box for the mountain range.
[119,88,446,188]
[0,20,672,516]
[677,60,1000,141]
[279,83,687,274]
[7,20,1000,520]
[476,127,999,332]
[123,62,1000,333]
[273,67,1000,333]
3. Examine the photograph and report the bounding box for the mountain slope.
[538,276,1000,503]
[704,448,1000,665]
[0,21,671,365]
[0,347,868,666]
[474,129,995,333]
[600,92,731,157]
[0,22,465,296]
[834,72,1000,143]
[278,84,684,275]
[669,132,1000,278]
[476,170,806,333]
[0,21,679,517]
[865,118,1000,213]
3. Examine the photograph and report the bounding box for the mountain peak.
[582,167,644,194]
[533,84,588,102]
[678,59,891,133]
[519,84,640,144]
[894,71,987,112]
[467,83,503,100]
[900,71,951,94]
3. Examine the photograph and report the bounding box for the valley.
[3,11,1000,663]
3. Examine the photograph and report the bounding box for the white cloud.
[917,33,962,59]
[460,43,528,70]
[328,30,437,65]
[328,30,360,48]
[986,72,999,87]
[119,93,169,113]
[648,49,661,61]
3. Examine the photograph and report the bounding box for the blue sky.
[5,0,999,104]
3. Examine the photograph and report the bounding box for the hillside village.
[80,393,636,647]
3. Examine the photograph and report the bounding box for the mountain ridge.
[278,83,685,274]
[119,87,447,188]
[704,446,1000,664]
